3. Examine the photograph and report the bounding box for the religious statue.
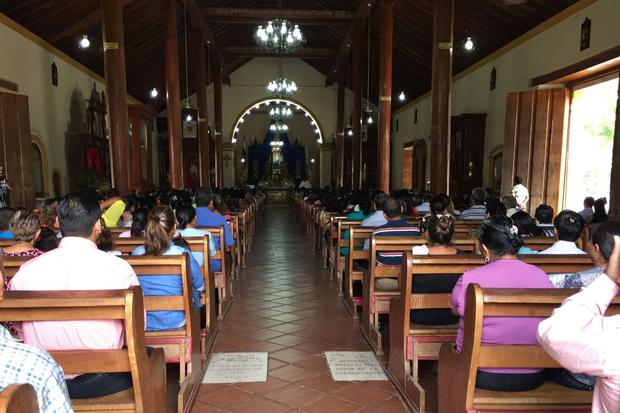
[258,135,294,189]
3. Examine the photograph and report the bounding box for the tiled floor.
[191,206,409,412]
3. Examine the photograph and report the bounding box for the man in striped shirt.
[461,187,487,220]
[372,197,421,266]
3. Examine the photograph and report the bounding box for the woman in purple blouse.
[450,215,554,391]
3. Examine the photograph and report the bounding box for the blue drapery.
[246,128,306,185]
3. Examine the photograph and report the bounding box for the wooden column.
[214,68,223,188]
[378,0,394,193]
[429,0,454,195]
[101,0,130,195]
[610,78,620,217]
[128,107,142,191]
[336,67,345,189]
[193,29,211,188]
[352,27,364,190]
[163,0,183,188]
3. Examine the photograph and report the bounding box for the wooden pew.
[0,239,16,248]
[362,236,476,355]
[343,227,374,318]
[388,254,594,413]
[333,219,362,281]
[195,227,233,319]
[437,284,619,413]
[0,384,38,413]
[0,287,167,413]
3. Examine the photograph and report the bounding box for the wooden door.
[449,114,487,200]
[413,140,427,192]
[502,88,568,213]
[0,92,34,208]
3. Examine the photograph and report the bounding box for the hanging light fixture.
[254,0,304,53]
[398,91,406,102]
[182,1,195,123]
[269,121,289,132]
[79,35,90,49]
[150,88,159,99]
[464,36,475,52]
[267,77,298,99]
[269,105,293,122]
[364,3,373,125]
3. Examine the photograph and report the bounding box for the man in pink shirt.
[10,192,139,399]
[538,235,620,413]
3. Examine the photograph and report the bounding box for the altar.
[264,187,293,203]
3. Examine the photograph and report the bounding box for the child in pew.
[131,206,204,331]
[118,208,147,238]
[451,216,554,392]
[173,204,216,268]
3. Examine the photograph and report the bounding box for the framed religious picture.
[580,18,591,51]
[51,62,58,87]
[183,119,197,138]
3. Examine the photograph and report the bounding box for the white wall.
[392,0,620,191]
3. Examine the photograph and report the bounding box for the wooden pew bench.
[437,284,619,412]
[0,384,38,413]
[333,219,362,281]
[343,227,374,318]
[362,235,476,355]
[389,254,594,412]
[0,287,167,413]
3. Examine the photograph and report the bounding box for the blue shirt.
[173,228,217,268]
[0,231,14,239]
[372,219,421,266]
[131,242,204,332]
[195,207,233,273]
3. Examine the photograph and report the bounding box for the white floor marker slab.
[203,352,268,384]
[325,351,388,381]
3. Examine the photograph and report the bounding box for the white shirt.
[540,240,586,255]
[361,210,387,227]
[512,184,529,208]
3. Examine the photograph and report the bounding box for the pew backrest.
[0,384,38,413]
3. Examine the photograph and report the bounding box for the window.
[31,142,44,197]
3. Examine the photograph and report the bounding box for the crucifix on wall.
[223,154,232,167]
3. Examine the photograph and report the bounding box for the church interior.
[0,0,619,412]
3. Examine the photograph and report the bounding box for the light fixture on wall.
[79,35,90,49]
[150,88,159,99]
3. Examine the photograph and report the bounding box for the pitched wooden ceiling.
[1,0,578,109]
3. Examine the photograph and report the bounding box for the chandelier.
[269,140,284,147]
[267,78,298,99]
[255,20,304,53]
[269,121,289,132]
[269,105,293,122]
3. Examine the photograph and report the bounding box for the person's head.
[474,215,523,260]
[8,209,41,243]
[33,227,59,252]
[373,192,388,212]
[470,187,486,206]
[553,210,585,242]
[421,191,433,203]
[130,208,148,237]
[511,211,542,237]
[195,188,214,208]
[96,227,115,252]
[583,196,595,209]
[40,198,59,228]
[429,196,447,215]
[592,198,608,223]
[589,221,620,266]
[502,195,518,211]
[358,196,372,216]
[382,197,402,220]
[58,193,102,240]
[514,176,523,186]
[426,215,455,246]
[175,204,197,230]
[144,206,176,256]
[0,208,15,232]
[534,204,554,224]
[486,197,506,218]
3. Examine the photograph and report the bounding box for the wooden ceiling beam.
[325,0,376,87]
[185,0,231,85]
[203,7,354,25]
[224,46,337,59]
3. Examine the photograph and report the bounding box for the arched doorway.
[30,135,49,198]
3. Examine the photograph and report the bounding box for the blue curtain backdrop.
[246,128,306,185]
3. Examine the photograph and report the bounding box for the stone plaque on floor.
[203,352,268,384]
[325,351,388,381]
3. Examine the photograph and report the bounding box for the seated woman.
[3,209,42,257]
[511,211,542,254]
[416,214,466,255]
[341,196,372,257]
[174,204,216,267]
[119,208,147,238]
[131,206,204,331]
[451,216,554,391]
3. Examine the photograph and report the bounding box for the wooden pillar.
[610,78,620,217]
[378,0,394,193]
[193,29,211,188]
[128,107,142,191]
[214,68,223,188]
[145,118,154,186]
[101,0,130,195]
[352,27,364,190]
[335,67,345,189]
[429,0,454,195]
[163,0,183,188]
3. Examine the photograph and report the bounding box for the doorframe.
[403,139,427,191]
[30,134,50,198]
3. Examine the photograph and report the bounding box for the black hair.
[592,198,608,224]
[33,227,59,252]
[511,211,542,237]
[383,197,401,219]
[429,196,447,215]
[592,221,620,261]
[470,187,486,205]
[584,196,595,208]
[427,215,455,245]
[374,192,388,211]
[130,208,148,237]
[514,176,523,185]
[0,208,15,231]
[553,210,585,242]
[502,195,518,210]
[421,191,433,203]
[358,197,372,216]
[486,198,506,218]
[475,215,523,256]
[58,193,102,237]
[534,204,554,224]
[96,227,116,252]
[175,204,196,230]
[195,188,214,207]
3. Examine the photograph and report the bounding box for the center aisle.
[192,206,408,412]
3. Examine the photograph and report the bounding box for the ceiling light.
[347,129,353,137]
[255,19,304,53]
[464,36,474,51]
[185,114,193,122]
[150,88,159,99]
[241,158,246,163]
[79,35,90,49]
[398,91,406,101]
[267,78,298,99]
[310,158,315,163]
[367,115,373,125]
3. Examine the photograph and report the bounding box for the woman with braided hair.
[450,215,554,391]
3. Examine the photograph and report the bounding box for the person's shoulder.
[131,245,146,255]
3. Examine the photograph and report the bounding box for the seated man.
[502,195,520,217]
[10,193,139,399]
[0,270,72,413]
[578,196,595,220]
[195,188,234,272]
[461,188,487,220]
[361,192,388,227]
[535,204,555,237]
[540,210,586,255]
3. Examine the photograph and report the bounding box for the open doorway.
[564,74,618,211]
[402,140,427,191]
